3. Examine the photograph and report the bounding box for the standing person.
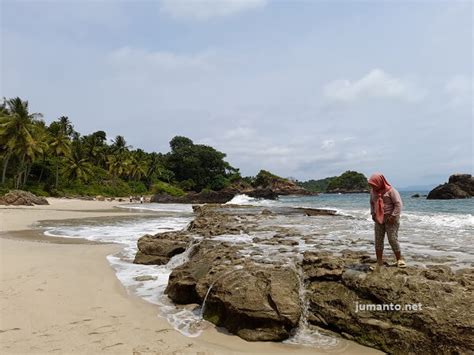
[140,195,144,204]
[129,195,133,203]
[368,173,406,269]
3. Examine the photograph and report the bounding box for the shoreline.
[0,199,380,354]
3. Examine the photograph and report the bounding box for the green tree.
[62,151,93,182]
[0,97,44,186]
[49,120,71,188]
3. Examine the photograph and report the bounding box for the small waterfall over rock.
[200,266,244,318]
[284,259,340,348]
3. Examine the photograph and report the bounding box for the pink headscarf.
[368,173,392,224]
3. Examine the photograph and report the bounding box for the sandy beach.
[0,199,380,354]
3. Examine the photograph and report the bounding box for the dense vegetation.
[0,97,240,197]
[326,171,368,192]
[298,171,368,193]
[297,177,336,193]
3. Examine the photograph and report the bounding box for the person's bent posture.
[368,173,406,269]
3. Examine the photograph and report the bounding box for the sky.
[1,0,472,188]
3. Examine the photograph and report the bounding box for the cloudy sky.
[1,0,472,187]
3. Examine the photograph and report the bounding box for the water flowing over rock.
[133,204,473,352]
[427,174,474,199]
[0,190,49,206]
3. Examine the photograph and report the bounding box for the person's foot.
[397,259,407,268]
[369,264,384,272]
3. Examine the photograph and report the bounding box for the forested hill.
[297,171,369,193]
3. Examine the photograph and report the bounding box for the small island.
[298,170,369,194]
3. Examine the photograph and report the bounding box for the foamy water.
[39,194,473,346]
[227,194,474,267]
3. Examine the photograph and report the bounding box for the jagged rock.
[151,190,235,204]
[201,265,301,341]
[0,190,49,206]
[307,255,474,354]
[427,174,473,199]
[165,240,302,341]
[133,232,191,265]
[247,188,279,200]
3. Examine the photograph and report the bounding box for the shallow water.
[39,194,474,347]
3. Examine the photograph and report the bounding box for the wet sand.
[0,199,381,354]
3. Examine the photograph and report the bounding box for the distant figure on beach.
[368,173,406,269]
[129,195,133,203]
[140,196,144,204]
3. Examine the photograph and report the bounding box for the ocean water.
[39,193,473,346]
[228,192,474,267]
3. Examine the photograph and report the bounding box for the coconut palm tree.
[0,97,43,185]
[50,128,71,188]
[126,149,148,181]
[62,151,93,182]
[107,153,128,179]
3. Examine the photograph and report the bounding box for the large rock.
[201,265,301,341]
[133,231,192,265]
[165,240,302,341]
[304,251,474,354]
[150,190,235,204]
[427,174,474,199]
[134,204,473,352]
[0,190,49,206]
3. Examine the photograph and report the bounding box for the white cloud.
[323,69,425,103]
[321,139,335,150]
[160,0,267,20]
[445,75,472,107]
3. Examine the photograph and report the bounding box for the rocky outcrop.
[133,232,192,265]
[427,174,473,199]
[0,190,49,206]
[133,204,473,352]
[165,240,302,341]
[304,251,474,354]
[150,190,235,204]
[150,177,314,204]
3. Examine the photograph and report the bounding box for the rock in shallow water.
[133,204,474,352]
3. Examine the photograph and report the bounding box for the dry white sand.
[0,199,381,354]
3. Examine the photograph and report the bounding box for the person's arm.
[369,191,376,221]
[390,189,402,217]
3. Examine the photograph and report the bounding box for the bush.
[208,175,230,191]
[178,179,196,191]
[127,181,147,194]
[152,181,185,197]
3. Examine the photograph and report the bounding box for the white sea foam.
[226,194,274,206]
[106,239,207,337]
[117,203,194,214]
